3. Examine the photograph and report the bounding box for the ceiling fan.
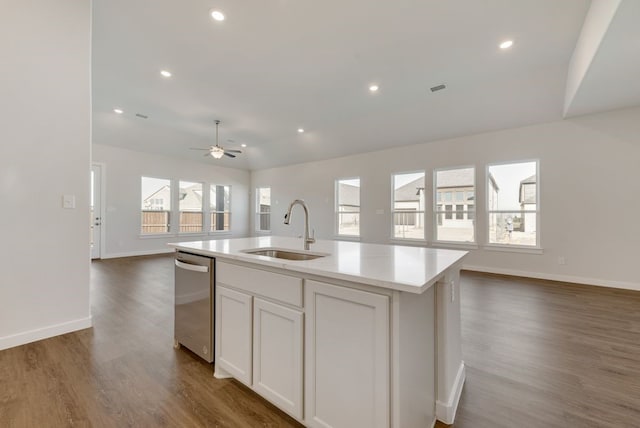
[190,120,242,159]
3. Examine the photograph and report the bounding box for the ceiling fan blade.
[203,153,212,157]
[225,149,242,153]
[223,152,236,158]
[190,148,210,151]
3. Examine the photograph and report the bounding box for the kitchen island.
[170,236,467,427]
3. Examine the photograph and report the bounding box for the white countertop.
[169,236,467,294]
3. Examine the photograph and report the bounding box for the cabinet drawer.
[218,261,303,307]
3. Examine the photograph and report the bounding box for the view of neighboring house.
[394,177,424,226]
[393,176,425,239]
[435,168,477,242]
[519,174,536,233]
[257,187,271,231]
[143,185,171,211]
[142,183,207,233]
[337,181,360,234]
[143,184,204,211]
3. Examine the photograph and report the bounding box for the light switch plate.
[63,194,76,209]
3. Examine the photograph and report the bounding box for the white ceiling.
[91,0,638,171]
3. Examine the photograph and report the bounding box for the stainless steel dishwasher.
[174,251,214,363]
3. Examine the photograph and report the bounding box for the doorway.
[91,164,104,259]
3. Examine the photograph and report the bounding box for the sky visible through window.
[393,172,424,189]
[488,162,536,210]
[141,177,170,203]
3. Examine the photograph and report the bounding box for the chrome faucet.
[283,199,315,250]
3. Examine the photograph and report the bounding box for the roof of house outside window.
[436,168,474,189]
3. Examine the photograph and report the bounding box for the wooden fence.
[142,211,231,233]
[142,210,170,233]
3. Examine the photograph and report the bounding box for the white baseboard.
[0,316,93,351]
[463,265,640,292]
[101,248,174,259]
[436,362,465,425]
[213,366,233,379]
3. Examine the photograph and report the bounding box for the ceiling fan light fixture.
[210,146,225,159]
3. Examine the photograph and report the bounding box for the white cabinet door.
[305,280,390,428]
[215,286,252,386]
[252,298,303,420]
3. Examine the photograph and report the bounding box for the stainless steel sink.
[241,248,327,261]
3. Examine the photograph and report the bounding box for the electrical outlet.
[558,256,566,265]
[450,280,455,302]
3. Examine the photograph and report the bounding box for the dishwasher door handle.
[175,259,209,273]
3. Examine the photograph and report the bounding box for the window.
[487,161,538,247]
[256,187,271,232]
[445,205,453,220]
[210,184,231,232]
[392,171,425,239]
[336,178,360,236]
[455,205,464,220]
[141,177,171,234]
[178,181,203,233]
[434,167,475,242]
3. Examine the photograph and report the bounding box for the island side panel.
[436,262,465,424]
[392,285,436,428]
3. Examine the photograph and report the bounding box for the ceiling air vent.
[135,113,149,119]
[430,84,446,92]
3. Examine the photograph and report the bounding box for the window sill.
[208,231,233,237]
[139,233,176,239]
[389,238,427,247]
[334,235,361,242]
[483,245,544,255]
[432,241,478,250]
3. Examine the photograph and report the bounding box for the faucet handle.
[310,228,316,243]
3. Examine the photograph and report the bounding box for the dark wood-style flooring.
[1,254,639,427]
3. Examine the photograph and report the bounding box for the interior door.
[91,164,102,259]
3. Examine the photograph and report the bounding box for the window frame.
[485,159,541,251]
[433,166,476,244]
[335,177,361,239]
[390,170,426,241]
[256,186,271,233]
[140,176,172,236]
[209,184,232,235]
[178,180,204,235]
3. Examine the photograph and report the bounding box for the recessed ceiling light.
[369,84,379,92]
[297,128,305,133]
[241,143,247,148]
[160,70,172,77]
[499,40,514,49]
[211,10,225,21]
[113,108,123,114]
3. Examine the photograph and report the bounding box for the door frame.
[91,162,106,259]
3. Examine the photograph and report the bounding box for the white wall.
[92,144,251,258]
[251,107,640,290]
[0,0,92,349]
